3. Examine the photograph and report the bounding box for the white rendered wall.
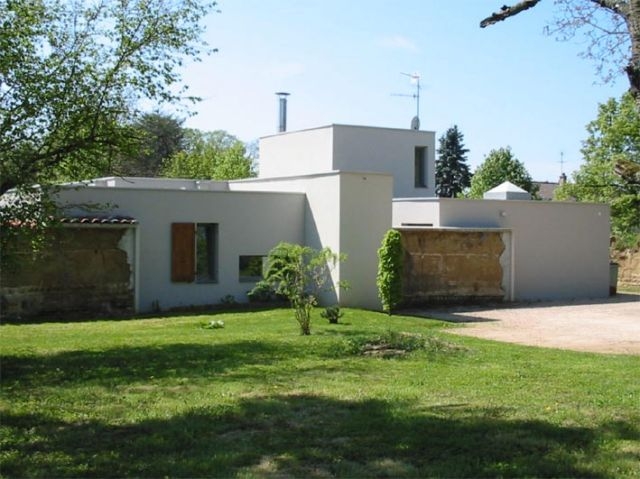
[437,199,610,301]
[56,186,305,312]
[258,124,436,198]
[331,125,436,198]
[392,198,441,227]
[258,127,334,178]
[233,171,394,308]
[338,173,393,309]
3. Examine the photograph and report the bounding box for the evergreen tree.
[435,125,471,198]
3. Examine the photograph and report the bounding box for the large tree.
[161,129,256,180]
[120,112,186,177]
[0,0,216,197]
[468,147,538,198]
[435,125,472,198]
[556,93,640,245]
[481,1,640,109]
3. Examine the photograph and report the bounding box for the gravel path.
[412,294,640,355]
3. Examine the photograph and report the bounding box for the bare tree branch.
[480,0,543,28]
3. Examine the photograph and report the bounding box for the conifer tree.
[435,125,471,198]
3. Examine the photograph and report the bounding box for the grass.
[1,308,639,478]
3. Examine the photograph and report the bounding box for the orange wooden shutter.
[171,223,195,282]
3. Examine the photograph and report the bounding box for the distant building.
[534,173,567,200]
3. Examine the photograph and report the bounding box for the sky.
[179,0,629,182]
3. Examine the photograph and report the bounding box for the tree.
[120,112,186,177]
[435,125,472,198]
[467,147,538,198]
[0,0,216,197]
[252,242,346,335]
[556,93,640,246]
[161,129,256,180]
[480,1,640,109]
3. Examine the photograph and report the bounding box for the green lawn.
[1,308,638,478]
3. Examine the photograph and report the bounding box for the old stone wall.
[612,247,640,290]
[400,229,506,305]
[1,227,134,319]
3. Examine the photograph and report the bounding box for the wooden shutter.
[171,223,195,282]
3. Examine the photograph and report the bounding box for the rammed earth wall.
[400,229,507,305]
[1,227,135,319]
[612,247,640,290]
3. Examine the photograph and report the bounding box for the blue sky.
[181,0,628,182]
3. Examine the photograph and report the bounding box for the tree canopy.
[556,93,640,246]
[120,113,186,177]
[161,130,256,180]
[435,125,471,198]
[481,1,640,109]
[467,147,538,198]
[0,0,216,197]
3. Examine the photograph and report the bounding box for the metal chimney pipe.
[276,92,290,132]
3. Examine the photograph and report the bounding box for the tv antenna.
[559,151,566,175]
[391,72,421,129]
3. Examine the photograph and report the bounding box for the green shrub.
[251,242,347,335]
[321,306,343,324]
[377,229,404,314]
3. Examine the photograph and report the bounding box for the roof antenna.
[392,72,421,130]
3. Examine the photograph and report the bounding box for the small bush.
[321,306,343,324]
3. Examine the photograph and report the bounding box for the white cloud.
[379,35,418,52]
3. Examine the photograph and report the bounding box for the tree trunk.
[627,0,640,109]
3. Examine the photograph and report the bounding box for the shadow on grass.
[3,394,637,478]
[1,340,306,388]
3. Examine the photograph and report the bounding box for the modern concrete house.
[1,124,611,317]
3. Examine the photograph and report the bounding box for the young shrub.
[254,242,347,335]
[321,306,343,324]
[377,229,404,314]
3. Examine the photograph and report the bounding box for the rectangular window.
[171,222,218,283]
[414,146,427,188]
[196,224,218,283]
[239,255,266,282]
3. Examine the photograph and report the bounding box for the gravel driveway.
[412,294,640,355]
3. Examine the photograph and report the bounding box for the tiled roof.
[59,216,138,225]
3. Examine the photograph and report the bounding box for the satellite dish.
[411,116,420,130]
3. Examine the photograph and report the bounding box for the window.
[239,255,266,282]
[171,223,218,283]
[196,224,218,282]
[414,146,427,188]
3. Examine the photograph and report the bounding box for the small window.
[171,222,218,283]
[239,255,266,282]
[414,146,427,188]
[196,224,218,283]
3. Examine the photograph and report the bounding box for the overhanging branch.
[480,0,543,28]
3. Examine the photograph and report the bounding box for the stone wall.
[612,247,640,290]
[1,227,134,319]
[400,229,506,305]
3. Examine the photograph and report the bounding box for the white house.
[2,124,611,317]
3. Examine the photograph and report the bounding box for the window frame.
[414,146,428,188]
